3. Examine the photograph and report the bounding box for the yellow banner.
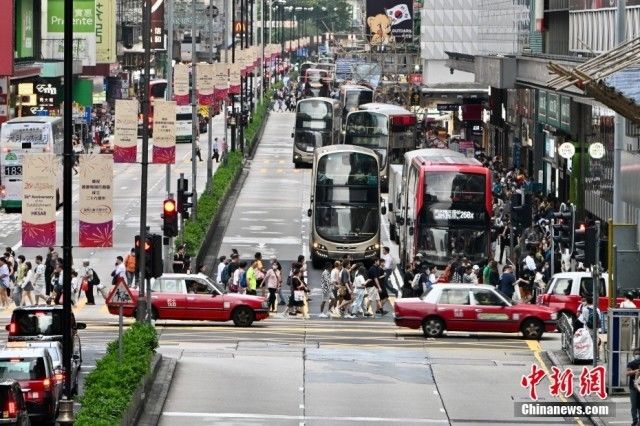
[152,100,177,163]
[21,154,58,247]
[113,99,138,163]
[95,0,116,63]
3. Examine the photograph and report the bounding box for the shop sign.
[34,80,61,111]
[588,142,605,160]
[45,0,97,66]
[48,0,95,33]
[14,0,34,59]
[150,0,165,50]
[558,142,576,159]
[560,96,571,129]
[538,90,546,119]
[547,93,559,125]
[95,0,116,63]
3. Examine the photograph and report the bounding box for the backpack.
[91,269,101,285]
[586,307,601,329]
[239,271,247,288]
[220,264,231,285]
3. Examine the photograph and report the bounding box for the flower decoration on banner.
[79,221,113,247]
[22,222,56,247]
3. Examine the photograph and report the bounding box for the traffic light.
[135,234,163,278]
[162,198,178,237]
[553,203,575,252]
[583,225,598,268]
[177,177,193,219]
[574,223,586,263]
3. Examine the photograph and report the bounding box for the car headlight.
[550,312,558,320]
[262,298,269,308]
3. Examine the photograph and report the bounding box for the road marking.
[161,412,449,423]
[73,298,87,315]
[526,340,584,426]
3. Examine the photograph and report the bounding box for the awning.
[9,64,42,81]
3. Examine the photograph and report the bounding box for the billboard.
[95,0,116,63]
[365,0,413,44]
[15,0,34,59]
[0,0,13,75]
[569,0,640,9]
[43,0,97,66]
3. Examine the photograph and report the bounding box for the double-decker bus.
[398,151,492,267]
[292,97,341,167]
[339,84,374,124]
[307,145,385,268]
[0,117,64,211]
[303,69,331,97]
[343,103,417,191]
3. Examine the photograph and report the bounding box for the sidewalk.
[547,349,630,426]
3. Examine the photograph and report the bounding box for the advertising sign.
[229,63,241,95]
[365,0,413,44]
[79,154,113,247]
[0,0,14,75]
[152,100,177,164]
[213,63,228,101]
[150,0,165,50]
[113,99,138,163]
[95,0,116,63]
[22,154,58,247]
[45,0,97,65]
[174,63,190,106]
[196,63,214,106]
[34,79,61,113]
[15,0,33,59]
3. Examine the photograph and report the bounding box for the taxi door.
[184,278,223,320]
[470,288,516,332]
[152,278,187,319]
[434,288,475,331]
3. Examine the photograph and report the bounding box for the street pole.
[592,220,601,367]
[260,0,265,103]
[223,0,229,148]
[165,0,174,273]
[207,3,214,188]
[62,0,74,399]
[191,0,198,219]
[137,0,153,323]
[613,0,627,223]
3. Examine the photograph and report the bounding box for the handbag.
[294,290,305,302]
[81,279,89,292]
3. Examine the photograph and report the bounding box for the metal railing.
[41,38,88,60]
[559,312,575,361]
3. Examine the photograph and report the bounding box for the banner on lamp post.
[174,63,190,105]
[113,99,138,163]
[213,63,229,101]
[196,63,214,106]
[78,154,113,247]
[229,63,241,95]
[152,100,177,163]
[21,154,58,247]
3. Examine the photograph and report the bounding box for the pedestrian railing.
[559,312,575,362]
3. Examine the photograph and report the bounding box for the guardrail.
[559,312,575,362]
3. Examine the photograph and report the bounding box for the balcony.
[41,38,89,61]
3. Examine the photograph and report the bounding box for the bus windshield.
[417,171,488,264]
[344,90,373,113]
[315,152,379,243]
[344,112,388,166]
[295,100,333,150]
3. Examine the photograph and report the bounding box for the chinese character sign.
[79,154,113,247]
[152,100,177,164]
[174,63,190,106]
[196,63,214,106]
[22,154,58,247]
[113,99,138,163]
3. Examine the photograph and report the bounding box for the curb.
[136,356,178,426]
[544,351,607,426]
[121,353,162,426]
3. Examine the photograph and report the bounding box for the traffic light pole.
[550,219,555,277]
[191,0,198,220]
[592,220,601,367]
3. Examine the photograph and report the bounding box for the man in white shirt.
[33,255,48,304]
[381,246,397,298]
[114,256,126,282]
[216,256,227,285]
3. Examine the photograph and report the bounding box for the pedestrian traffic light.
[574,223,586,263]
[553,203,575,252]
[583,225,598,268]
[177,177,193,219]
[162,198,178,237]
[134,234,163,278]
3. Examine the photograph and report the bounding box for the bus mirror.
[397,217,404,226]
[291,132,294,138]
[409,226,414,236]
[381,205,386,215]
[307,208,312,217]
[388,202,393,212]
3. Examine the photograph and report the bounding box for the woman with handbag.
[284,268,308,319]
[626,347,640,425]
[19,261,35,306]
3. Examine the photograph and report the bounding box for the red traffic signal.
[135,237,151,251]
[164,199,177,215]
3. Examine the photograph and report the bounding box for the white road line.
[161,412,449,423]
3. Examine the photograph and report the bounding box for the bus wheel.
[311,253,324,269]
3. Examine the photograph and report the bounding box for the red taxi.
[394,284,558,340]
[107,273,269,327]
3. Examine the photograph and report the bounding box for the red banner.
[0,0,14,76]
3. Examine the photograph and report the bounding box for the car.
[0,380,30,425]
[5,306,86,368]
[4,342,79,396]
[107,273,270,327]
[0,348,62,423]
[394,284,558,340]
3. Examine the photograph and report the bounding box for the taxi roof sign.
[106,280,135,306]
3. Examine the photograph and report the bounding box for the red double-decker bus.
[398,151,492,267]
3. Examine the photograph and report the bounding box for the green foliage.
[176,83,280,256]
[75,323,158,426]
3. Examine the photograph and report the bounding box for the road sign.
[588,142,605,159]
[558,142,576,159]
[106,280,135,306]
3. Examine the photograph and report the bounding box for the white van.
[176,105,193,143]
